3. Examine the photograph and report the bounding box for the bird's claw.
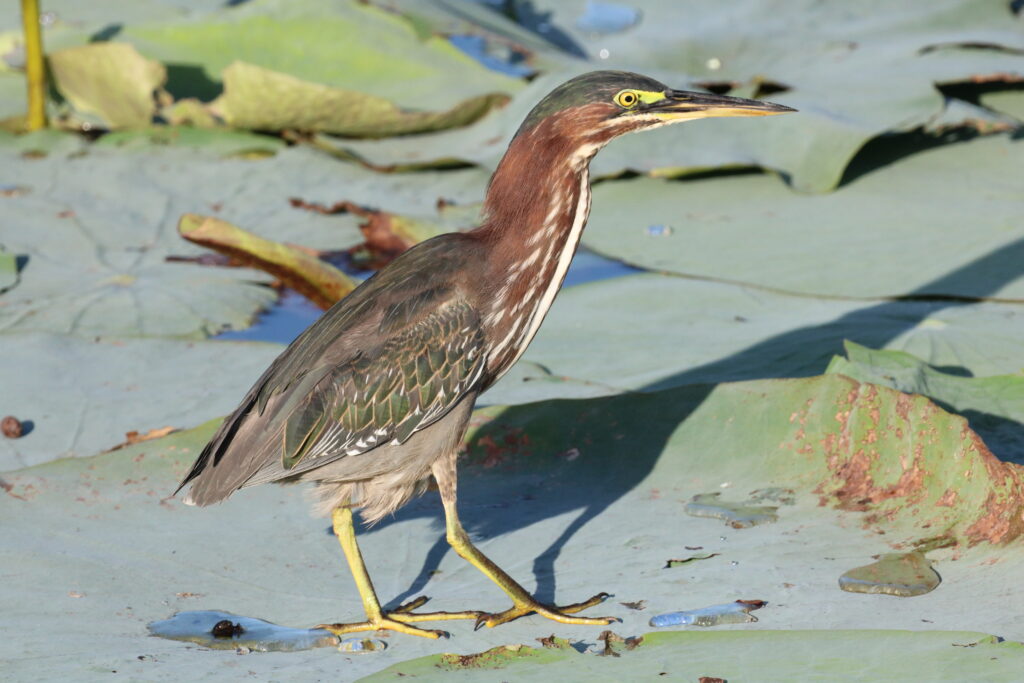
[316,616,448,640]
[473,591,616,629]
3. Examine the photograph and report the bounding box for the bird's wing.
[273,296,486,474]
[178,269,487,504]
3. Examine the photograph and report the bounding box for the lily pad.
[48,42,167,129]
[119,0,524,108]
[0,333,281,469]
[505,0,1024,192]
[0,142,490,338]
[211,61,510,137]
[365,630,1024,681]
[582,135,1024,299]
[341,1,1024,191]
[485,271,1024,407]
[6,374,1024,679]
[93,126,284,155]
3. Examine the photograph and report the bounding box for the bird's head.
[515,70,795,154]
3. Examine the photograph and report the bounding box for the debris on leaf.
[649,600,766,628]
[619,600,647,611]
[211,620,244,638]
[536,634,574,649]
[106,426,177,452]
[177,213,356,309]
[288,197,445,269]
[437,643,542,670]
[337,637,386,653]
[665,553,720,568]
[2,416,24,439]
[596,630,644,657]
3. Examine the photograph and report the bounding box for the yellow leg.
[433,459,615,629]
[315,506,481,639]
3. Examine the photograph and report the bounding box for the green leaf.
[120,0,524,108]
[48,42,167,129]
[211,61,510,137]
[981,90,1024,121]
[363,630,1024,681]
[826,341,1024,462]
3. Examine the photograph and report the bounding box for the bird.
[176,70,794,639]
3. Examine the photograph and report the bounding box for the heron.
[176,70,794,638]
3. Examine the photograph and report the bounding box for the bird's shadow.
[371,228,1024,611]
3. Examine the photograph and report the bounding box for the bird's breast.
[482,167,592,385]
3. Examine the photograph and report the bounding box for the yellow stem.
[21,0,46,131]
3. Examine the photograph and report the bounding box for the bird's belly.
[298,392,477,523]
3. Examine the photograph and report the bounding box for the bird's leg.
[432,459,615,629]
[315,505,478,639]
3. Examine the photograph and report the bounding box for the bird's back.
[177,232,489,505]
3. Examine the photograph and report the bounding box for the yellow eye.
[614,90,639,108]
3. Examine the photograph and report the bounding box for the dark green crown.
[517,70,669,135]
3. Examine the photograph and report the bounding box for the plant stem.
[21,0,46,131]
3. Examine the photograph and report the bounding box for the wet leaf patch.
[685,492,780,528]
[649,600,767,628]
[839,552,941,597]
[148,609,384,653]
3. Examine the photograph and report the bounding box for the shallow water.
[147,610,385,653]
[684,492,779,529]
[649,600,766,628]
[838,552,941,597]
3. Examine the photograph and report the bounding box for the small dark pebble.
[2,416,23,439]
[211,620,244,638]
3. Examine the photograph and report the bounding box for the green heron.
[177,71,794,639]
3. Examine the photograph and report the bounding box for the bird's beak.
[644,89,796,121]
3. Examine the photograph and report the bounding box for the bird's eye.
[614,90,639,108]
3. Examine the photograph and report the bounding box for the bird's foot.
[475,591,617,629]
[316,596,481,640]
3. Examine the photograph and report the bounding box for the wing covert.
[274,297,485,476]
